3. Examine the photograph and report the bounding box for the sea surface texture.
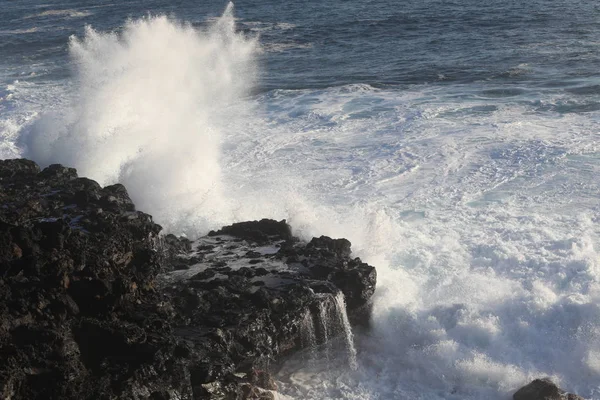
[2,0,600,398]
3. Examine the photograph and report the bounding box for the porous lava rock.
[0,159,377,400]
[514,379,584,400]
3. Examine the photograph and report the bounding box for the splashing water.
[20,2,258,235]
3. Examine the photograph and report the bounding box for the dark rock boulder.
[208,219,293,244]
[300,236,376,310]
[0,159,171,399]
[100,183,136,212]
[38,163,77,181]
[0,158,39,179]
[307,235,352,258]
[514,379,585,400]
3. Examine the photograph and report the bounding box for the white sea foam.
[215,86,600,398]
[0,27,41,35]
[262,42,313,53]
[243,21,297,33]
[24,9,92,19]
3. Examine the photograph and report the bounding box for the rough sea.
[2,0,600,398]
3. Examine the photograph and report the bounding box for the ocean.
[2,0,600,398]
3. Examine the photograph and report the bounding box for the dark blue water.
[3,0,600,90]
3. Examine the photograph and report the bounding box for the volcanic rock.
[514,379,584,400]
[0,158,377,399]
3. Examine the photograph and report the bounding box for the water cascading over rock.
[299,309,318,361]
[299,292,359,370]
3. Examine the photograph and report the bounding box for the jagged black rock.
[0,159,376,400]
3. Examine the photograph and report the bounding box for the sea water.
[2,0,600,398]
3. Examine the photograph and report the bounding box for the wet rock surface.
[0,159,377,399]
[513,379,585,400]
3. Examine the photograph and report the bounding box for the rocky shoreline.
[0,159,375,399]
[0,159,585,400]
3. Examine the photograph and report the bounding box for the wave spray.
[22,3,258,235]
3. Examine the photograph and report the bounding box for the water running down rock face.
[296,291,358,370]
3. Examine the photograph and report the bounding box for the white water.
[252,87,600,399]
[2,4,600,400]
